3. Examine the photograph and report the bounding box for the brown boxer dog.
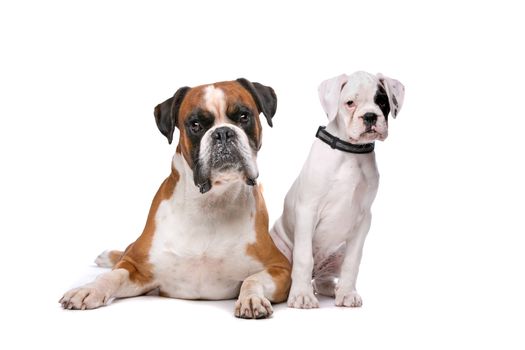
[59,79,291,319]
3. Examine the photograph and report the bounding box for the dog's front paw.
[59,286,109,310]
[287,289,319,309]
[235,294,273,319]
[335,290,362,307]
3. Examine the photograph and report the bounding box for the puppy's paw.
[287,289,319,309]
[335,290,362,307]
[59,286,109,310]
[235,294,273,319]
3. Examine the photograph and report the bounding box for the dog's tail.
[94,250,124,268]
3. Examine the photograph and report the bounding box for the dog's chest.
[149,196,263,300]
[315,157,379,245]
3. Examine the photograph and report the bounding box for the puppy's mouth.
[361,127,384,138]
[348,128,386,143]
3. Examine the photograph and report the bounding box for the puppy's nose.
[363,112,378,126]
[212,127,235,142]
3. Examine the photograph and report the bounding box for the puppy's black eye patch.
[374,84,390,118]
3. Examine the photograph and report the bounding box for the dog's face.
[318,71,405,144]
[154,79,276,193]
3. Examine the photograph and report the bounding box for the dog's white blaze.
[149,153,264,300]
[204,85,226,122]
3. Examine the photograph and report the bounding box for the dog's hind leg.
[94,250,124,268]
[312,247,345,297]
[313,277,336,297]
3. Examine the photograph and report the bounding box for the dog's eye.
[346,100,354,107]
[190,121,203,134]
[377,97,388,107]
[239,113,249,124]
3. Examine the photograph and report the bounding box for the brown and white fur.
[60,79,291,319]
[270,71,404,308]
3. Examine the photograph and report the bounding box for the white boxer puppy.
[270,71,404,308]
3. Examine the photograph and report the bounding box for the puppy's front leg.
[288,203,319,309]
[335,213,371,307]
[60,268,153,310]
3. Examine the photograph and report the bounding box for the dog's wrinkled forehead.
[341,71,379,99]
[178,82,259,123]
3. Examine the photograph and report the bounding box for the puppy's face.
[318,71,405,144]
[154,79,276,193]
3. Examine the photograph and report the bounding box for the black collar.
[315,126,375,154]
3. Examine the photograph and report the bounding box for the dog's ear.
[377,73,405,118]
[154,86,190,144]
[318,74,348,121]
[236,78,277,127]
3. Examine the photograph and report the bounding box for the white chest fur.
[149,163,264,300]
[312,146,379,255]
[274,139,379,261]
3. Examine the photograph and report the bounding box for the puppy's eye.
[377,97,388,107]
[239,113,249,124]
[346,100,354,107]
[190,121,203,134]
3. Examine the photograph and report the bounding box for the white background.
[1,0,524,349]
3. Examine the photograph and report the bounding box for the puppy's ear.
[377,73,405,118]
[236,78,277,127]
[318,74,348,121]
[154,86,190,144]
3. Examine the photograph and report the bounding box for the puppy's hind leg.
[313,278,336,297]
[312,248,345,298]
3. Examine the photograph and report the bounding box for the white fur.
[271,71,403,308]
[204,85,226,122]
[94,250,113,268]
[148,153,264,300]
[317,71,404,144]
[318,74,347,121]
[235,269,275,318]
[60,268,152,309]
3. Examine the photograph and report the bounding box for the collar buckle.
[330,136,338,149]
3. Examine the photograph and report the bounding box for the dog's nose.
[212,127,235,142]
[362,112,378,126]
